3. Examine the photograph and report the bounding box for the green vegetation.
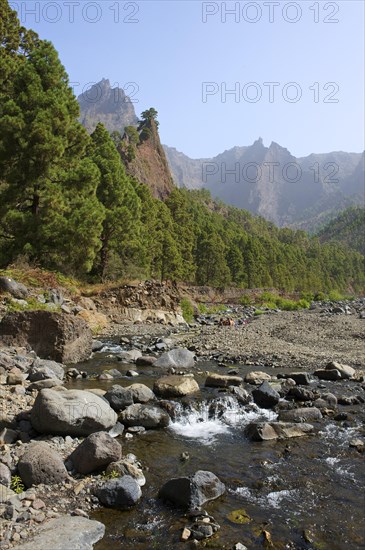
[101,470,120,480]
[0,2,364,295]
[317,207,365,255]
[10,475,25,494]
[180,298,194,322]
[255,292,310,311]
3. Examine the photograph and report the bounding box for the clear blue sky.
[11,0,365,158]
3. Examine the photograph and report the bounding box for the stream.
[67,340,365,549]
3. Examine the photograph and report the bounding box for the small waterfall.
[169,395,277,442]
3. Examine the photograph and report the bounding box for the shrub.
[180,298,194,323]
[240,295,252,307]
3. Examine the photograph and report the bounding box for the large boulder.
[120,404,170,429]
[245,421,314,441]
[154,348,195,369]
[158,470,225,509]
[95,476,142,509]
[12,516,105,550]
[0,311,92,363]
[31,387,118,436]
[17,442,69,487]
[205,373,242,388]
[0,277,28,299]
[154,375,200,397]
[252,381,280,409]
[325,361,355,380]
[69,432,122,474]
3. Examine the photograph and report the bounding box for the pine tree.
[0,5,104,273]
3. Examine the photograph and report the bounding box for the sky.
[10,0,365,159]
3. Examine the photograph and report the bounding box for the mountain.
[78,80,174,199]
[78,79,138,134]
[316,206,365,255]
[164,141,364,228]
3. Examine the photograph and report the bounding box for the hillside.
[317,207,365,255]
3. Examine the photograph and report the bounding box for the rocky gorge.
[0,277,364,549]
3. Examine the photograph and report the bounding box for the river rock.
[314,369,342,381]
[0,483,15,502]
[30,387,118,436]
[287,387,315,402]
[11,516,105,550]
[205,373,242,388]
[245,421,313,441]
[117,350,142,363]
[136,355,157,366]
[325,361,355,379]
[154,348,195,369]
[18,442,69,487]
[0,311,92,363]
[252,381,280,409]
[0,464,11,487]
[28,378,64,391]
[0,277,28,299]
[278,407,322,423]
[120,404,170,429]
[245,371,271,385]
[95,476,142,509]
[27,359,65,381]
[285,372,312,385]
[154,375,200,397]
[127,383,155,403]
[158,470,225,509]
[229,386,252,404]
[104,386,134,411]
[6,368,24,385]
[68,432,122,474]
[106,458,145,486]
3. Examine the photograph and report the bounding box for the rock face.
[252,381,280,409]
[120,404,170,429]
[95,476,142,509]
[245,421,314,441]
[0,276,28,299]
[12,516,105,550]
[159,470,225,509]
[154,375,200,397]
[69,432,122,474]
[0,311,92,364]
[154,348,195,369]
[205,373,242,388]
[31,388,118,436]
[18,442,68,487]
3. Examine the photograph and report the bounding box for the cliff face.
[120,119,175,200]
[164,140,364,228]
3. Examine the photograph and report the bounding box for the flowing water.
[68,342,365,549]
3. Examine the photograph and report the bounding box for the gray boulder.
[136,355,157,367]
[28,359,65,381]
[106,457,145,486]
[69,432,122,474]
[284,372,312,385]
[252,381,280,409]
[325,361,355,379]
[245,371,271,385]
[117,350,142,363]
[28,378,64,391]
[18,442,68,487]
[314,369,342,381]
[0,463,11,487]
[104,385,134,411]
[31,388,117,436]
[154,348,195,369]
[12,516,105,550]
[278,407,322,423]
[154,375,200,397]
[0,277,28,299]
[287,387,315,402]
[127,383,155,403]
[245,421,313,441]
[120,404,170,429]
[95,476,142,509]
[0,311,92,363]
[159,470,225,509]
